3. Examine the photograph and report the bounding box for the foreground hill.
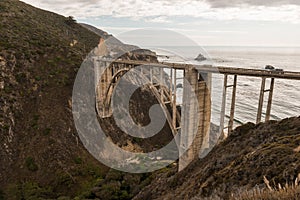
[134,117,300,199]
[0,1,168,199]
[0,0,105,196]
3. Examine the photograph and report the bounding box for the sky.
[22,0,300,47]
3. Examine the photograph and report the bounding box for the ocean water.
[148,46,300,126]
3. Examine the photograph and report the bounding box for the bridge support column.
[228,75,237,133]
[179,67,211,171]
[94,59,108,117]
[257,77,266,123]
[172,69,177,129]
[219,74,237,139]
[256,77,275,123]
[265,78,275,122]
[219,74,228,140]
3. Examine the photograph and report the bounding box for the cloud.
[21,0,300,23]
[145,16,171,23]
[206,0,300,8]
[203,5,300,23]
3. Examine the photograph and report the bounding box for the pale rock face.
[0,56,6,66]
[0,81,4,90]
[94,38,109,56]
[70,39,78,47]
[0,56,4,90]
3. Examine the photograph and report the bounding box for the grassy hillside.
[0,0,133,199]
[0,1,165,199]
[134,117,300,199]
[0,0,107,197]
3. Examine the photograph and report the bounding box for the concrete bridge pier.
[179,67,211,171]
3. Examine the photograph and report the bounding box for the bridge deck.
[107,59,300,80]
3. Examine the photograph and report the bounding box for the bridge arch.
[96,63,181,138]
[94,59,212,171]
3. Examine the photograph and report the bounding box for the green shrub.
[65,16,76,25]
[25,156,38,172]
[0,189,4,200]
[6,182,54,200]
[57,196,71,200]
[74,157,82,164]
[84,165,104,179]
[55,173,74,189]
[31,114,39,129]
[43,128,51,136]
[119,190,130,200]
[15,73,26,83]
[21,182,49,199]
[35,75,41,81]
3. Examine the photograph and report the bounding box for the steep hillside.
[0,1,167,199]
[0,0,107,197]
[0,0,150,199]
[134,117,300,199]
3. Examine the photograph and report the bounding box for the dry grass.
[231,173,300,200]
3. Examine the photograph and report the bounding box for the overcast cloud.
[22,0,300,23]
[206,0,300,7]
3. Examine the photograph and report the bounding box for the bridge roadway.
[111,59,300,80]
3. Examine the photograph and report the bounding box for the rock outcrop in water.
[195,53,207,61]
